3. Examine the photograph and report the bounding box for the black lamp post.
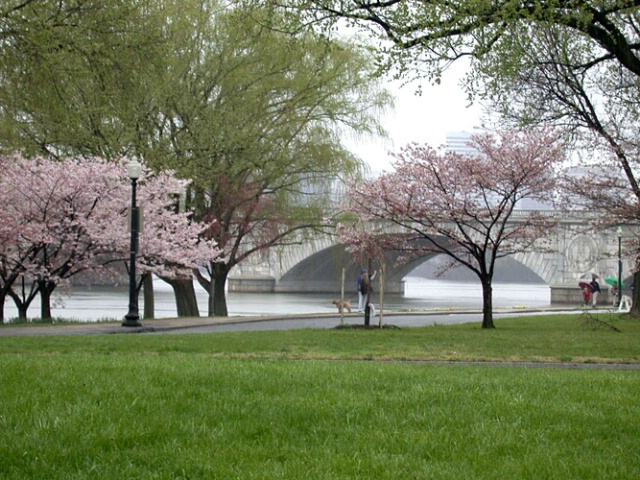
[123,160,142,327]
[617,226,623,309]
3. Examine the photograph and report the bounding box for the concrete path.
[0,306,585,337]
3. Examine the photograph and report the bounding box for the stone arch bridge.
[228,212,634,303]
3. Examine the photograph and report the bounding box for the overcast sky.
[346,62,484,172]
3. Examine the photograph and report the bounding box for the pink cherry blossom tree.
[341,129,566,328]
[191,173,327,317]
[0,155,219,322]
[0,155,123,320]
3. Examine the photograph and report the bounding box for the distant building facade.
[445,130,554,210]
[445,131,479,157]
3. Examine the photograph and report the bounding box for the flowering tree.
[0,155,219,321]
[341,129,565,328]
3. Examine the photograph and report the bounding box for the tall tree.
[0,1,391,317]
[144,4,391,316]
[340,129,565,328]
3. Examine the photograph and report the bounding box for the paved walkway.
[3,307,638,369]
[0,306,589,337]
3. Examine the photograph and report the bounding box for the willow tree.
[145,5,391,316]
[0,0,161,159]
[0,1,391,316]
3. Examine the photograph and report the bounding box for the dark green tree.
[0,0,159,158]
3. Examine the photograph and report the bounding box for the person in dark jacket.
[590,276,601,307]
[357,268,376,312]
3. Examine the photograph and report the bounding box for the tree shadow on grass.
[578,309,622,332]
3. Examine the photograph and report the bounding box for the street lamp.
[617,226,623,309]
[122,159,142,327]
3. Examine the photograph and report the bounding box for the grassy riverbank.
[1,314,639,479]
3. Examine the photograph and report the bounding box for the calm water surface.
[4,277,550,322]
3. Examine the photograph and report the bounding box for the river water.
[3,277,550,322]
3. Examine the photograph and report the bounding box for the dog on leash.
[332,299,352,313]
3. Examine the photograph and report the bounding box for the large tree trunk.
[0,290,6,324]
[39,282,54,320]
[195,262,230,317]
[211,263,229,317]
[143,274,155,319]
[16,303,28,320]
[480,278,495,329]
[629,270,640,317]
[162,276,199,317]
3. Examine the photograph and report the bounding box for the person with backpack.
[357,268,376,312]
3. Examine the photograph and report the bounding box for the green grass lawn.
[1,313,639,479]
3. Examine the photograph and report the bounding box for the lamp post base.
[122,313,142,327]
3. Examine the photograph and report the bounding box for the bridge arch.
[277,244,550,294]
[229,217,634,303]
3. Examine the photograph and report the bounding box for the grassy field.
[1,313,639,479]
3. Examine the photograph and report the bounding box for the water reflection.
[3,277,550,322]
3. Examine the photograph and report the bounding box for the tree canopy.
[265,1,640,82]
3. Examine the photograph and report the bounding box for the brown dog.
[332,299,352,313]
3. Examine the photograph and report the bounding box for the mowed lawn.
[1,314,639,479]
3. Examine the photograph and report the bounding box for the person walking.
[590,275,601,308]
[357,268,377,312]
[356,269,367,312]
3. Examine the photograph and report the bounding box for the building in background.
[445,130,554,210]
[445,131,479,157]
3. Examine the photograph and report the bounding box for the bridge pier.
[227,275,275,293]
[228,274,405,294]
[551,285,581,304]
